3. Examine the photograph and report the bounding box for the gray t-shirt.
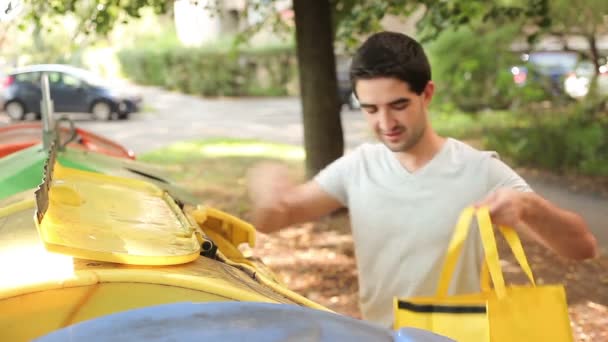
[314,138,531,327]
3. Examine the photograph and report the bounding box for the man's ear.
[423,81,435,104]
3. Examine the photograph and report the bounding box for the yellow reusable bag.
[394,207,573,342]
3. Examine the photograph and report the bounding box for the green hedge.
[117,44,297,97]
[484,109,608,176]
[434,104,608,177]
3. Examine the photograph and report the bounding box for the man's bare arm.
[247,163,344,233]
[518,192,597,259]
[478,189,598,260]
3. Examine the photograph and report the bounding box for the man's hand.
[475,188,526,228]
[246,162,344,234]
[247,162,293,206]
[247,162,294,232]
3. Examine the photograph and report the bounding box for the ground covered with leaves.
[142,139,607,341]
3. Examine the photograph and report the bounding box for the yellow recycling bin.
[0,161,328,342]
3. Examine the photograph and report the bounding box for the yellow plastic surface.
[36,162,200,265]
[0,204,300,341]
[1,201,329,313]
[0,283,229,342]
[188,206,295,289]
[190,206,255,264]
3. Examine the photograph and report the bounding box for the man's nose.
[378,110,397,131]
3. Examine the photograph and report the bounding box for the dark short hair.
[350,31,431,95]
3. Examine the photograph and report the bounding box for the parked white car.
[563,60,608,99]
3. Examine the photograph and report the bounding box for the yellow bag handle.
[436,207,475,298]
[437,207,536,299]
[476,207,507,298]
[497,225,536,286]
[478,208,536,289]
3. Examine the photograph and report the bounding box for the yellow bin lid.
[35,161,200,266]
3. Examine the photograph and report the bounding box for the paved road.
[77,86,371,153]
[518,173,607,252]
[3,86,606,250]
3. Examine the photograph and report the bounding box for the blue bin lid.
[35,302,453,342]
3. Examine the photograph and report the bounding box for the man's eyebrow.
[388,98,410,106]
[360,98,410,107]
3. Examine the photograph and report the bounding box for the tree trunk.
[293,0,344,178]
[586,34,601,101]
[588,34,601,76]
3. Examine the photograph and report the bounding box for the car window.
[15,72,40,84]
[61,73,83,88]
[46,72,62,85]
[529,52,578,74]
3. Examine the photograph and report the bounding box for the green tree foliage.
[427,23,522,112]
[333,0,550,48]
[22,0,168,35]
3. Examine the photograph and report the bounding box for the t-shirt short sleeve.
[313,148,362,206]
[486,154,533,193]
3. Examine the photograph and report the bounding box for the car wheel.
[91,101,113,121]
[5,101,26,121]
[118,112,130,120]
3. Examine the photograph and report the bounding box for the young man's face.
[355,77,434,152]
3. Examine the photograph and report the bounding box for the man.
[247,31,598,327]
